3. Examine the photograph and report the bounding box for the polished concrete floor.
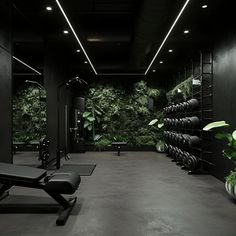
[1,151,236,236]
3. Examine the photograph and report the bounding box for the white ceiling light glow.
[144,0,191,75]
[168,49,173,53]
[55,0,98,75]
[184,29,190,34]
[98,73,144,76]
[63,30,69,34]
[202,5,207,9]
[13,56,42,75]
[46,6,53,11]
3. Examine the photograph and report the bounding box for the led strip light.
[55,0,190,75]
[144,0,191,75]
[98,73,145,76]
[55,0,98,75]
[13,56,42,75]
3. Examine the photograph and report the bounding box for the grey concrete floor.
[1,151,236,236]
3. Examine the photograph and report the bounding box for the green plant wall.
[83,81,164,147]
[13,86,47,143]
[166,77,192,104]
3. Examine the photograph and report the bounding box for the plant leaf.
[158,123,164,129]
[223,148,236,160]
[215,133,233,142]
[87,117,96,122]
[83,111,91,118]
[84,121,90,128]
[232,130,236,140]
[94,134,102,141]
[94,109,102,115]
[203,121,229,131]
[148,119,158,126]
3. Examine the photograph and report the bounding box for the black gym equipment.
[39,137,50,168]
[56,77,88,169]
[0,162,81,225]
[111,142,127,156]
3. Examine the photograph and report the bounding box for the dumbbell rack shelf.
[163,52,214,174]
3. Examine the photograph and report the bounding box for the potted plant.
[203,121,236,199]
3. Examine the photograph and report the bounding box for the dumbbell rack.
[164,52,214,174]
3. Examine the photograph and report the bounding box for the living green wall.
[13,85,47,143]
[83,80,165,147]
[166,77,192,104]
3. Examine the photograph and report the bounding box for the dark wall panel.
[0,0,12,163]
[211,33,236,180]
[0,0,11,52]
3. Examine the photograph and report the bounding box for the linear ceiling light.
[98,73,145,76]
[144,0,191,75]
[55,0,98,75]
[13,56,42,75]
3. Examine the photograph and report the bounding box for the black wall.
[210,32,236,180]
[0,0,12,163]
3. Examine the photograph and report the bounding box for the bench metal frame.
[0,176,77,225]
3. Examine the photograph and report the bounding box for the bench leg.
[45,190,77,225]
[117,146,121,156]
[56,198,77,226]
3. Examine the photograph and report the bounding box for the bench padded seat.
[0,163,46,183]
[45,172,81,194]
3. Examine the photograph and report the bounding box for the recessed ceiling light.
[159,61,163,64]
[63,30,69,34]
[152,69,156,72]
[46,6,53,11]
[168,49,173,53]
[84,61,88,64]
[184,29,190,34]
[76,49,81,53]
[202,5,207,9]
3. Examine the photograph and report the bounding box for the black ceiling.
[12,0,235,79]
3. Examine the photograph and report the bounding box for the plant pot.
[225,180,236,199]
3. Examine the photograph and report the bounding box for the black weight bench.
[111,142,127,156]
[0,162,81,225]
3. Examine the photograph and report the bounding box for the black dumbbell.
[186,116,200,128]
[186,154,201,171]
[187,98,199,111]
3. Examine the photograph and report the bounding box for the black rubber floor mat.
[58,164,96,176]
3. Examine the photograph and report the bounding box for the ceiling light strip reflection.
[144,0,191,75]
[55,0,98,75]
[97,73,145,76]
[13,56,42,75]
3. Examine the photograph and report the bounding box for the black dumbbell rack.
[163,52,214,174]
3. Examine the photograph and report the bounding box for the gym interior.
[1,0,236,235]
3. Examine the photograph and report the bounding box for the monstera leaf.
[203,121,229,131]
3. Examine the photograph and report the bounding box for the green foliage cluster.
[166,77,192,104]
[83,81,164,147]
[13,86,47,143]
[203,121,236,186]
